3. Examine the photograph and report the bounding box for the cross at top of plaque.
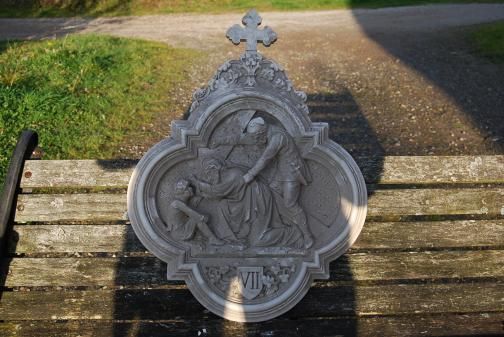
[226,9,277,54]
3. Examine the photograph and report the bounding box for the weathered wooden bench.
[1,130,503,336]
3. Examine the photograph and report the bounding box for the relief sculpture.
[162,111,313,249]
[128,10,367,322]
[163,113,315,252]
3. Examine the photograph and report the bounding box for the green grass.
[470,20,504,63]
[1,0,504,17]
[0,35,200,187]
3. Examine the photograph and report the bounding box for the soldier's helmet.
[247,117,267,135]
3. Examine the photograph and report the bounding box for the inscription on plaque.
[238,267,263,300]
[128,9,367,322]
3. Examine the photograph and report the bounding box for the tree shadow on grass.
[0,0,133,17]
[0,40,10,53]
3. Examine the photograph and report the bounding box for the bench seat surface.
[1,156,503,337]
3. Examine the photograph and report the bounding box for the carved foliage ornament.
[128,9,367,322]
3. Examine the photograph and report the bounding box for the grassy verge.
[470,20,504,63]
[1,0,504,17]
[0,35,200,187]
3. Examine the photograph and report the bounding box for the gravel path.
[1,4,504,156]
[2,5,504,45]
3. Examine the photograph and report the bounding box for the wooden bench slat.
[357,155,504,184]
[15,194,127,223]
[1,283,503,320]
[14,188,504,223]
[353,219,504,249]
[21,160,135,189]
[4,250,504,287]
[9,225,144,253]
[368,188,504,218]
[9,220,504,254]
[19,156,504,189]
[4,257,166,287]
[2,313,504,337]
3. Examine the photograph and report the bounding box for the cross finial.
[226,9,277,54]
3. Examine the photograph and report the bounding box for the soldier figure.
[241,117,314,248]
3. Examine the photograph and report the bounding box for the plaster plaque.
[128,9,367,322]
